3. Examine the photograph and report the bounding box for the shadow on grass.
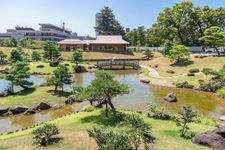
[13,88,36,96]
[47,90,72,98]
[80,110,121,127]
[170,60,194,67]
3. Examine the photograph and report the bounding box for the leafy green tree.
[163,40,173,55]
[199,26,225,55]
[43,41,61,61]
[176,106,197,138]
[32,124,59,146]
[95,6,125,36]
[0,38,17,47]
[0,50,7,62]
[6,61,32,92]
[72,48,83,66]
[148,2,225,46]
[76,71,130,117]
[125,26,147,47]
[9,48,24,63]
[168,45,189,63]
[31,51,42,62]
[48,64,72,92]
[144,49,154,60]
[88,127,131,150]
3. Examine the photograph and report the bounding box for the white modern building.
[0,23,75,42]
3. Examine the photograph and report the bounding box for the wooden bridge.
[96,59,140,70]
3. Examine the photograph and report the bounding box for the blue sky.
[0,0,225,36]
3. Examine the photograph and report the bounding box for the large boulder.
[0,107,9,115]
[65,97,75,105]
[0,91,9,97]
[36,102,51,110]
[10,106,28,114]
[140,79,150,84]
[24,107,37,115]
[192,126,225,149]
[164,92,177,102]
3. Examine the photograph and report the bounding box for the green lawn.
[0,110,215,150]
[0,86,71,107]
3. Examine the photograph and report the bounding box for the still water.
[0,70,225,133]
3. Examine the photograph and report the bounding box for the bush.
[81,104,95,112]
[216,88,225,98]
[176,81,194,89]
[189,68,200,73]
[36,64,45,68]
[32,124,59,146]
[147,103,170,120]
[187,73,195,76]
[88,127,131,150]
[166,70,175,74]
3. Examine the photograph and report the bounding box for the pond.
[0,70,225,133]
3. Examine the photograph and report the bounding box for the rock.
[24,107,36,115]
[49,60,59,67]
[0,91,9,97]
[192,126,225,149]
[219,116,225,122]
[0,107,9,115]
[53,103,65,109]
[164,92,177,102]
[65,97,75,104]
[36,102,51,110]
[140,79,150,84]
[10,106,29,114]
[74,66,82,73]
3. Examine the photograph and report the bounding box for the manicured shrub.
[32,124,59,146]
[81,104,95,112]
[36,64,45,68]
[189,68,200,73]
[166,70,175,74]
[176,81,194,89]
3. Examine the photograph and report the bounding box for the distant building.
[58,35,129,52]
[0,23,75,42]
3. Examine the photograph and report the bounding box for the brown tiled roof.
[58,35,129,45]
[57,39,83,44]
[90,35,129,44]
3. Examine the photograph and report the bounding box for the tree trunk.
[215,47,221,56]
[107,97,116,114]
[90,100,93,106]
[105,103,108,117]
[55,82,58,92]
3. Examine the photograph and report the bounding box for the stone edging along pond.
[0,97,82,117]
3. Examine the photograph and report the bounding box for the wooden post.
[123,60,125,70]
[110,59,112,69]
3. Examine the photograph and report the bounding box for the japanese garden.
[0,1,225,150]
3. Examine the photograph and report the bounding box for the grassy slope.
[0,110,214,150]
[141,52,224,85]
[141,52,224,76]
[0,86,71,107]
